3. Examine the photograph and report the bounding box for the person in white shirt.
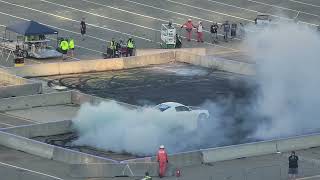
[196,21,204,43]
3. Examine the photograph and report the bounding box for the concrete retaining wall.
[52,146,113,164]
[175,51,255,75]
[7,52,175,77]
[136,48,207,56]
[202,133,320,163]
[0,131,54,159]
[71,91,138,110]
[0,70,42,98]
[69,162,158,178]
[202,141,277,163]
[2,120,72,138]
[0,91,72,111]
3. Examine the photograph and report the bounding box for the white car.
[155,102,210,131]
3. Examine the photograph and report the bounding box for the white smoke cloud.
[72,101,224,155]
[246,21,320,138]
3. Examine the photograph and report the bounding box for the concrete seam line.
[0,161,64,180]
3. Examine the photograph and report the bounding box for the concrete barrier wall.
[69,163,158,178]
[175,51,255,75]
[0,70,42,98]
[71,91,138,110]
[136,48,206,56]
[0,131,54,159]
[276,134,320,152]
[7,52,175,77]
[52,146,114,164]
[0,91,72,111]
[202,141,277,163]
[2,120,72,138]
[202,133,320,163]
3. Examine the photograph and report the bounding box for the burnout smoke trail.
[246,21,320,139]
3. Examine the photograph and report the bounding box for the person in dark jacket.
[210,22,219,43]
[288,151,299,180]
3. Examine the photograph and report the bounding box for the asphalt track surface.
[0,0,320,179]
[0,0,319,61]
[44,63,253,106]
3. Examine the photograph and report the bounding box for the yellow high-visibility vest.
[69,39,74,49]
[60,40,69,51]
[127,40,134,48]
[110,41,116,50]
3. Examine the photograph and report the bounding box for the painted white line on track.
[207,0,291,20]
[289,0,320,8]
[297,174,320,180]
[0,1,240,51]
[0,122,14,127]
[80,0,242,41]
[166,0,254,22]
[0,0,153,42]
[0,161,64,180]
[247,0,320,17]
[40,0,159,31]
[122,0,244,25]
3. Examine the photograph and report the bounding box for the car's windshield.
[156,104,171,112]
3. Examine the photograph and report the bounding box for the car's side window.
[175,106,190,112]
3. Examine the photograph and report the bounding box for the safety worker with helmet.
[127,37,135,57]
[60,38,69,60]
[181,19,196,41]
[157,145,168,178]
[141,172,152,180]
[68,38,75,57]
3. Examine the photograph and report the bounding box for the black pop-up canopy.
[6,20,58,35]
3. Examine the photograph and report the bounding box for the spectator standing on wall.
[221,21,230,42]
[210,22,219,43]
[196,21,204,43]
[80,18,86,41]
[288,151,299,180]
[231,23,237,39]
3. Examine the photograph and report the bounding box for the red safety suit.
[157,148,168,177]
[181,21,195,41]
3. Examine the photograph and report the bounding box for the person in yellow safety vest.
[141,172,152,180]
[127,37,135,57]
[109,38,117,58]
[60,38,69,60]
[68,38,75,57]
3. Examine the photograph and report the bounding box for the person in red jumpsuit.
[157,145,168,178]
[181,19,195,41]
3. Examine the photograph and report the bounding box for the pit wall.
[0,70,42,98]
[175,51,255,75]
[6,52,175,77]
[0,91,72,111]
[1,116,320,178]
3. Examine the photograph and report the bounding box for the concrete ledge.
[2,120,72,138]
[0,131,54,159]
[202,140,277,163]
[6,52,175,77]
[52,146,114,164]
[0,70,42,98]
[276,134,320,152]
[71,91,138,110]
[136,48,207,56]
[0,91,72,111]
[168,151,203,167]
[69,162,158,178]
[175,51,255,75]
